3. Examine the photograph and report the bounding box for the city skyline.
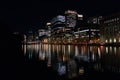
[0,1,120,79]
[24,10,120,45]
[0,0,120,33]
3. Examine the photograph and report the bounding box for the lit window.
[105,40,108,43]
[114,38,116,43]
[110,39,112,43]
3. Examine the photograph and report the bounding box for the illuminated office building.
[100,13,120,44]
[76,16,102,44]
[50,15,66,43]
[50,15,65,34]
[65,10,78,28]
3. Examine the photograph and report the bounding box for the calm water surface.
[22,44,120,79]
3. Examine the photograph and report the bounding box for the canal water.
[22,44,120,80]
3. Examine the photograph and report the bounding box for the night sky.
[0,0,120,33]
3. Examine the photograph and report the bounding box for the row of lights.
[105,38,120,43]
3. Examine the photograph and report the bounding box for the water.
[22,44,120,80]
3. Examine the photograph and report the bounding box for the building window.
[114,38,116,43]
[105,40,108,43]
[109,39,112,43]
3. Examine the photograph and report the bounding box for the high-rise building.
[65,10,84,35]
[48,10,84,44]
[87,16,102,43]
[50,15,65,34]
[50,15,66,44]
[76,16,102,44]
[65,10,78,28]
[51,15,65,25]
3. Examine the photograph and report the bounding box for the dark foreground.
[1,33,120,80]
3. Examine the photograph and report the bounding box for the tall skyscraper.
[50,15,65,34]
[65,10,78,28]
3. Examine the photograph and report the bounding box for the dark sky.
[0,0,120,33]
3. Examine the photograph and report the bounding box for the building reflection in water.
[47,44,51,67]
[23,44,120,78]
[106,47,108,54]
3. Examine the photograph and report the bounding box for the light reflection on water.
[23,44,120,78]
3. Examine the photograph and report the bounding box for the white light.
[79,29,89,32]
[105,40,108,43]
[78,14,83,17]
[110,39,112,43]
[79,29,99,33]
[98,47,101,57]
[114,38,116,43]
[75,46,79,56]
[106,47,108,53]
[46,22,51,26]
